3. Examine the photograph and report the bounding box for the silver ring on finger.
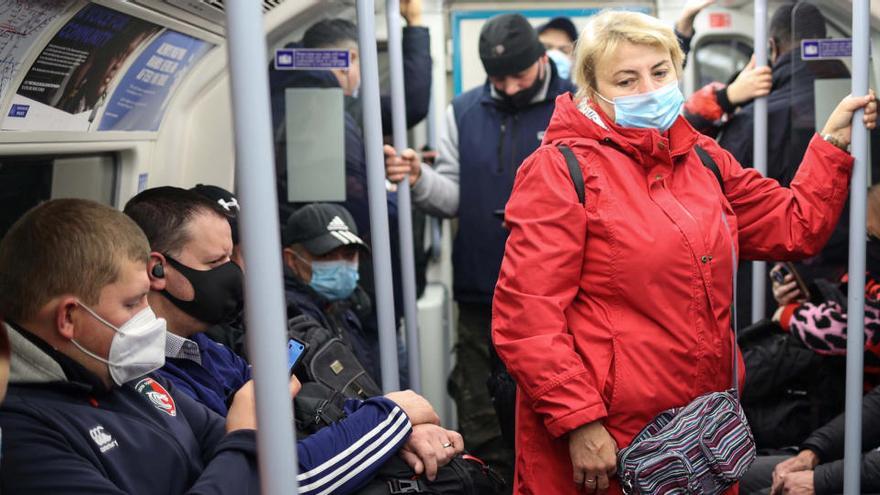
[442,442,453,448]
[584,477,597,486]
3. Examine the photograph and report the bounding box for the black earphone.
[151,263,165,278]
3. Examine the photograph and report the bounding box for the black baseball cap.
[479,13,545,77]
[283,203,368,255]
[537,17,579,44]
[190,184,240,244]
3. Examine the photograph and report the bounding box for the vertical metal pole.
[224,2,298,493]
[844,1,870,492]
[752,0,768,323]
[386,0,422,393]
[358,0,401,392]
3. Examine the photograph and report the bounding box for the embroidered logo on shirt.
[135,377,177,417]
[89,425,119,453]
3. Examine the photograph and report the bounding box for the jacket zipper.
[496,116,508,174]
[663,181,698,225]
[510,114,520,173]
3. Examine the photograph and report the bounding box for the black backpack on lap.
[287,313,506,494]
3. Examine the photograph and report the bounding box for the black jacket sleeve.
[380,26,432,134]
[813,451,880,494]
[801,385,880,494]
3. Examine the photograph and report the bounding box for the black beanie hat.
[479,13,545,77]
[538,17,579,44]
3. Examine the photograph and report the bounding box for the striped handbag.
[616,388,755,494]
[617,212,756,494]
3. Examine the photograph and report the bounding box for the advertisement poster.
[0,0,71,101]
[3,3,161,131]
[99,30,212,131]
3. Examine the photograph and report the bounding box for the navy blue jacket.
[269,66,397,240]
[0,323,411,495]
[269,26,432,238]
[284,274,381,384]
[269,39,421,323]
[1,375,261,495]
[452,67,575,304]
[156,332,252,416]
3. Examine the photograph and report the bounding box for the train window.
[0,154,118,239]
[694,37,753,88]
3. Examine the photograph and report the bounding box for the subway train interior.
[0,0,879,493]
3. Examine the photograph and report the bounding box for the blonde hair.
[573,10,685,101]
[0,199,150,322]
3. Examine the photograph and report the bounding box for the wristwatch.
[822,133,849,152]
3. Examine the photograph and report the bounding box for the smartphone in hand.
[287,338,307,375]
[769,262,811,299]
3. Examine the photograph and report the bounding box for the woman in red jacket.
[491,10,877,495]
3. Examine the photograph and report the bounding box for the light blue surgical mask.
[310,260,359,301]
[547,49,572,80]
[595,81,684,132]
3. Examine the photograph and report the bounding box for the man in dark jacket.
[718,3,849,188]
[190,184,248,358]
[269,10,432,235]
[124,186,252,417]
[269,14,430,380]
[716,3,874,323]
[740,384,880,494]
[384,12,576,484]
[282,203,383,384]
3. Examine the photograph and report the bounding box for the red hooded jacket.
[492,93,853,494]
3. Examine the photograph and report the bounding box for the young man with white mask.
[0,199,265,493]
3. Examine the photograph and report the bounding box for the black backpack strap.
[695,145,724,193]
[557,144,585,204]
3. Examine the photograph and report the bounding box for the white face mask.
[71,304,167,386]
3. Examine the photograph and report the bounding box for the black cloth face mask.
[500,70,545,110]
[162,255,244,325]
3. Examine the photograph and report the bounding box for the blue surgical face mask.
[310,260,359,301]
[595,81,684,132]
[547,49,572,80]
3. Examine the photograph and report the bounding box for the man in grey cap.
[281,203,382,384]
[383,13,575,485]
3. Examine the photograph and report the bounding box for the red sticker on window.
[709,13,732,29]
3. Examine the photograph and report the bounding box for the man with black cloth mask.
[190,184,248,358]
[123,186,251,417]
[383,13,575,487]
